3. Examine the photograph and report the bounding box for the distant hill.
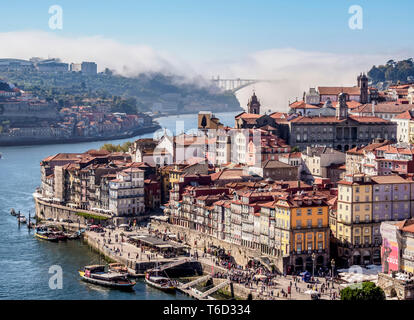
[368,58,414,89]
[0,70,241,114]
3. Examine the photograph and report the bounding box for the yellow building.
[337,174,374,266]
[273,193,330,273]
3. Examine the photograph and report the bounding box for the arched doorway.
[344,145,350,152]
[362,250,371,265]
[353,251,361,265]
[305,256,313,272]
[373,249,381,264]
[295,257,303,272]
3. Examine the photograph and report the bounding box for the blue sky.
[0,0,412,61]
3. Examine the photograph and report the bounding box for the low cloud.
[206,48,410,112]
[0,31,409,111]
[0,30,192,77]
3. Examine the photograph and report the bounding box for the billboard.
[380,222,399,274]
[401,237,414,273]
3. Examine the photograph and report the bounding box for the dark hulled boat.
[79,265,136,290]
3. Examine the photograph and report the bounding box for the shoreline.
[152,109,243,119]
[0,124,161,147]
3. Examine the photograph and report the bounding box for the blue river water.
[0,111,238,300]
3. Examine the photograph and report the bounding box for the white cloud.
[0,30,192,77]
[0,31,409,111]
[203,48,410,112]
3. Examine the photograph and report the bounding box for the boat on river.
[18,216,27,223]
[145,272,176,293]
[35,228,59,242]
[34,227,59,242]
[79,265,136,290]
[64,231,81,240]
[10,208,17,216]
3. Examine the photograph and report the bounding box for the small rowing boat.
[10,208,17,216]
[145,273,176,293]
[79,265,136,290]
[18,216,27,223]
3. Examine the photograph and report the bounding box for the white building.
[391,110,414,144]
[109,168,145,223]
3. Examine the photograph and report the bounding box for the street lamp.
[331,259,336,287]
[312,252,316,278]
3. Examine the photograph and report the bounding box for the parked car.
[106,225,115,230]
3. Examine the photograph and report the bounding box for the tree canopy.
[340,281,385,301]
[368,58,414,85]
[100,141,132,153]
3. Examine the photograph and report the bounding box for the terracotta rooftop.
[318,86,361,96]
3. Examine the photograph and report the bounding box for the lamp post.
[312,252,316,278]
[331,259,336,288]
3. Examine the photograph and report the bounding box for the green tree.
[340,281,385,301]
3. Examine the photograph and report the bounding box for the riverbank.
[152,108,243,119]
[0,124,161,147]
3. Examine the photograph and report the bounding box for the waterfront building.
[109,168,145,223]
[272,193,330,273]
[335,173,414,267]
[38,150,152,224]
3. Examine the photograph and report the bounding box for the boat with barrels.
[79,265,136,290]
[34,227,59,242]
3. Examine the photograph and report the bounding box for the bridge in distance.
[211,76,282,93]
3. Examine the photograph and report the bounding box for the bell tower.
[336,92,348,120]
[359,73,369,104]
[247,92,261,114]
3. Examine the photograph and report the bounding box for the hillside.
[368,58,414,89]
[0,70,241,114]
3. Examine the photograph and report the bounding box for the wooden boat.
[10,208,17,216]
[65,232,80,240]
[51,231,67,241]
[35,231,59,242]
[79,265,136,290]
[145,273,176,293]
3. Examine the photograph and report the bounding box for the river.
[0,111,239,300]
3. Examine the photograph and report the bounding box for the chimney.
[372,100,376,117]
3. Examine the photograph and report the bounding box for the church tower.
[358,73,369,104]
[336,92,348,120]
[247,92,261,114]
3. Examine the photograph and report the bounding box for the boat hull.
[79,271,136,290]
[35,233,58,242]
[145,278,176,293]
